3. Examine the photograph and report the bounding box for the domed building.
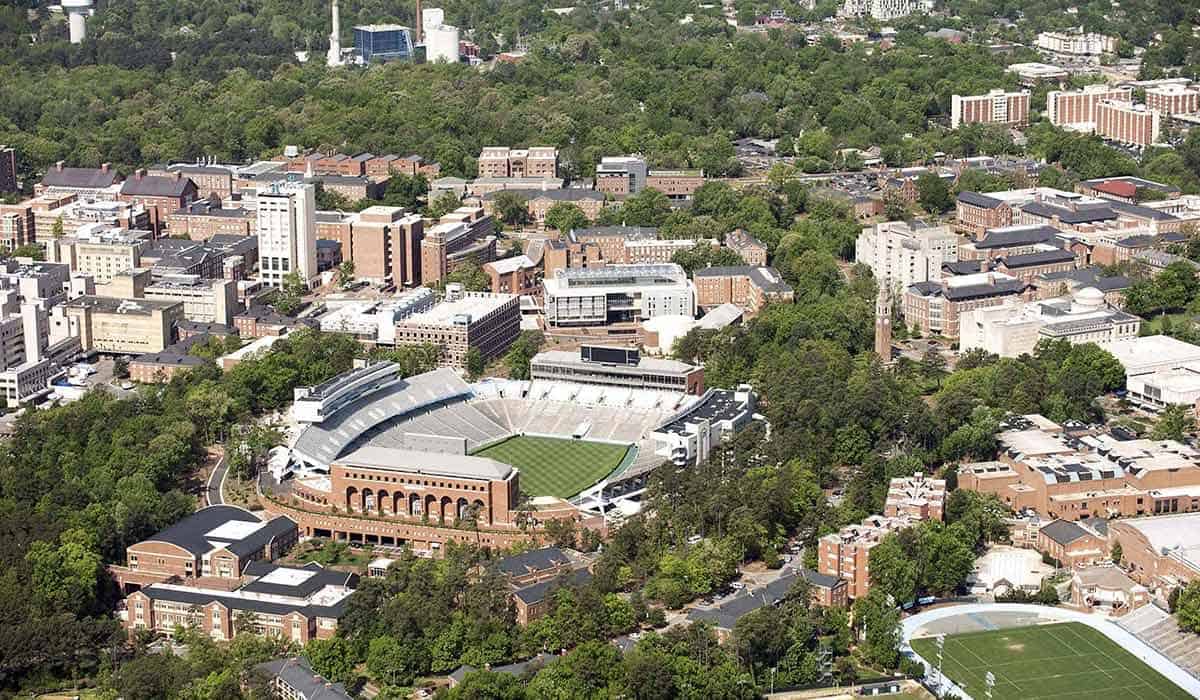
[959,286,1142,358]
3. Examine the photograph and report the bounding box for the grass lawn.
[473,435,631,499]
[1141,312,1193,334]
[910,622,1191,700]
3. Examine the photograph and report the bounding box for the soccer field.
[910,622,1191,700]
[473,436,632,499]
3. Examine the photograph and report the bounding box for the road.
[206,455,228,506]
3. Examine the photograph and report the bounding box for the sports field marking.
[1044,626,1115,685]
[473,435,632,499]
[1059,623,1172,700]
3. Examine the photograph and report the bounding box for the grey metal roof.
[1040,518,1090,546]
[240,561,359,598]
[449,653,560,685]
[120,175,197,198]
[138,505,294,558]
[1108,200,1178,222]
[685,569,816,630]
[957,191,1004,209]
[942,279,1026,301]
[256,657,352,700]
[943,260,991,276]
[498,547,570,577]
[131,352,207,368]
[1020,201,1117,225]
[692,265,793,294]
[512,568,593,604]
[142,581,351,619]
[1039,267,1130,292]
[42,166,121,190]
[977,225,1058,249]
[999,249,1076,268]
[568,225,658,240]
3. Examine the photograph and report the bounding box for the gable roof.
[120,174,197,198]
[42,166,121,190]
[1040,518,1090,546]
[256,657,352,700]
[957,191,1004,209]
[512,568,593,605]
[137,505,295,558]
[977,225,1058,249]
[999,249,1076,268]
[498,547,570,577]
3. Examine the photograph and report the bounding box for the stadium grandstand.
[281,362,759,520]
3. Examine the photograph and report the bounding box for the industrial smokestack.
[415,0,423,43]
[326,0,343,67]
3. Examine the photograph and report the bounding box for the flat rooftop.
[1105,335,1200,375]
[531,349,698,375]
[399,293,514,327]
[64,295,180,315]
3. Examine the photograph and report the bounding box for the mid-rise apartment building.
[693,265,794,314]
[1095,100,1161,148]
[951,89,1030,129]
[1036,31,1117,56]
[1046,85,1133,130]
[855,221,960,291]
[477,147,559,179]
[543,264,696,327]
[392,287,520,367]
[1146,84,1200,116]
[257,182,318,289]
[817,514,917,600]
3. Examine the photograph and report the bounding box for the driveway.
[206,455,228,506]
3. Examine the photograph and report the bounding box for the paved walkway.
[899,603,1200,699]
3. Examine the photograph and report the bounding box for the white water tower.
[62,0,94,44]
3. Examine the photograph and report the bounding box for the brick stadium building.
[271,364,590,553]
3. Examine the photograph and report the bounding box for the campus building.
[651,385,756,466]
[817,514,919,600]
[958,287,1141,358]
[959,414,1200,521]
[724,229,769,266]
[477,147,559,179]
[1146,84,1200,116]
[353,24,415,63]
[1109,513,1200,591]
[530,345,705,394]
[1046,85,1133,131]
[903,271,1027,339]
[855,221,960,291]
[951,90,1030,129]
[1095,100,1162,148]
[53,294,184,355]
[392,286,520,368]
[256,182,318,289]
[117,169,199,234]
[419,207,496,286]
[44,227,150,284]
[883,473,946,521]
[595,156,648,197]
[543,264,696,327]
[323,205,424,287]
[693,266,794,315]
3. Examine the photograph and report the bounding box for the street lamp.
[935,633,946,690]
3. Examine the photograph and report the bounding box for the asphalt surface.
[206,455,227,506]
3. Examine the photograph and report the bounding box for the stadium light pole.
[985,671,996,700]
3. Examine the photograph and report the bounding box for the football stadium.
[281,353,757,523]
[904,605,1200,700]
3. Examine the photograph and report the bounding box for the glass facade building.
[353,24,414,63]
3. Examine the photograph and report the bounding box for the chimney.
[55,161,65,172]
[415,0,423,43]
[101,162,110,173]
[135,168,146,180]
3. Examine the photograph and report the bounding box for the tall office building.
[257,183,318,289]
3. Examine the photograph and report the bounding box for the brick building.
[693,266,794,315]
[166,199,254,241]
[817,515,917,600]
[37,161,122,198]
[1037,518,1108,568]
[420,207,496,286]
[148,164,235,201]
[118,169,199,234]
[483,254,540,295]
[883,473,946,521]
[903,272,1027,338]
[1095,100,1162,148]
[477,147,558,179]
[325,206,424,287]
[646,170,705,199]
[951,89,1030,129]
[481,189,606,231]
[724,229,769,266]
[1145,84,1200,116]
[959,414,1200,521]
[1046,85,1133,130]
[955,191,1014,239]
[1109,514,1200,591]
[392,288,520,368]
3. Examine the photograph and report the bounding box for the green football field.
[473,435,632,499]
[910,621,1191,700]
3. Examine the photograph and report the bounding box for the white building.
[855,221,959,292]
[1105,335,1200,378]
[1036,30,1117,56]
[256,182,318,289]
[542,264,696,327]
[959,287,1140,358]
[840,0,914,20]
[317,287,435,342]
